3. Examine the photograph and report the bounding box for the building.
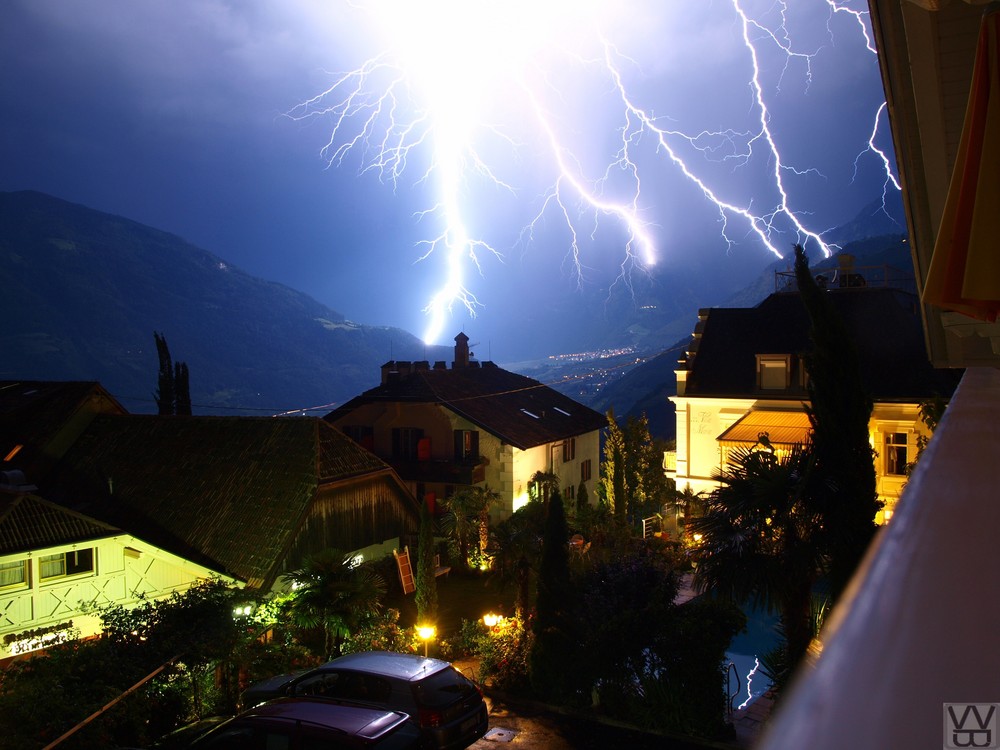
[326,333,607,523]
[670,274,959,523]
[756,3,1000,748]
[0,380,421,661]
[0,486,235,663]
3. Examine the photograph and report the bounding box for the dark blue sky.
[1,1,897,360]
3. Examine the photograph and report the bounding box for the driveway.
[468,691,733,750]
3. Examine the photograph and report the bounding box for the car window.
[197,725,293,750]
[412,668,476,708]
[293,671,342,698]
[293,670,391,703]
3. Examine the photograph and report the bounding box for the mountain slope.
[0,191,446,414]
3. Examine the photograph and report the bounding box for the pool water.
[726,606,779,709]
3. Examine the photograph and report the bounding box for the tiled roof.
[328,363,607,450]
[47,415,397,588]
[0,490,119,556]
[682,289,962,400]
[0,380,126,479]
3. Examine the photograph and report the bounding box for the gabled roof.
[682,288,961,401]
[0,380,126,480]
[327,363,606,450]
[47,415,405,588]
[0,490,120,556]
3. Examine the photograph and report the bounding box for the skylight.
[520,408,540,419]
[554,407,571,416]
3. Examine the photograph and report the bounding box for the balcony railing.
[389,457,487,485]
[756,367,1000,750]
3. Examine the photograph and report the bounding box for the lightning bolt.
[737,656,762,710]
[291,0,895,344]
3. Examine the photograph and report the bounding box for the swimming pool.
[726,606,778,709]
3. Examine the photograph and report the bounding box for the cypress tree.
[414,502,438,625]
[529,490,575,701]
[794,245,880,603]
[154,331,175,415]
[174,362,192,415]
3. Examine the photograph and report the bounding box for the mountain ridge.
[1,190,448,414]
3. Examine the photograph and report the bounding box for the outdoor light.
[483,613,499,629]
[416,624,436,657]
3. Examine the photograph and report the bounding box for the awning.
[923,7,1000,322]
[717,409,812,447]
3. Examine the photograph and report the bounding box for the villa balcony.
[388,456,487,486]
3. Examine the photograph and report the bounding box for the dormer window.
[756,354,792,390]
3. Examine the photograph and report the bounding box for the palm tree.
[283,549,386,661]
[690,442,823,669]
[441,485,501,571]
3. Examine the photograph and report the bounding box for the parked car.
[241,652,488,750]
[183,698,421,749]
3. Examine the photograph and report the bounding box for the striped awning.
[717,409,812,446]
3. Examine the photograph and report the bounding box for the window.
[454,429,479,462]
[562,438,576,462]
[565,484,576,503]
[884,433,909,476]
[580,459,592,482]
[0,559,28,588]
[343,425,374,450]
[756,354,791,390]
[40,548,94,581]
[391,427,424,460]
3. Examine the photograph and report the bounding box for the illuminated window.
[40,549,95,581]
[756,354,791,390]
[580,459,592,482]
[562,438,576,462]
[0,559,28,589]
[454,430,479,462]
[884,433,909,476]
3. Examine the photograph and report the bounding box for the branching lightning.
[291,0,897,344]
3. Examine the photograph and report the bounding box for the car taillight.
[418,707,443,728]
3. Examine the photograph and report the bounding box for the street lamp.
[416,624,436,657]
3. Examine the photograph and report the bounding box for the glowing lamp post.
[482,613,499,630]
[416,624,436,657]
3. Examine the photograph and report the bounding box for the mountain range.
[1,189,910,427]
[0,191,449,415]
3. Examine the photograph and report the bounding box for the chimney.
[413,360,430,372]
[381,361,395,384]
[453,332,470,369]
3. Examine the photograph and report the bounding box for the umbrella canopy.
[923,6,1000,322]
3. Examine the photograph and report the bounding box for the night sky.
[1,1,897,361]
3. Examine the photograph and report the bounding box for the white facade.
[0,535,236,661]
[671,392,930,524]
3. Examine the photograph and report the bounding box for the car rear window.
[412,667,477,708]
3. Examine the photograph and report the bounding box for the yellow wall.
[671,395,931,524]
